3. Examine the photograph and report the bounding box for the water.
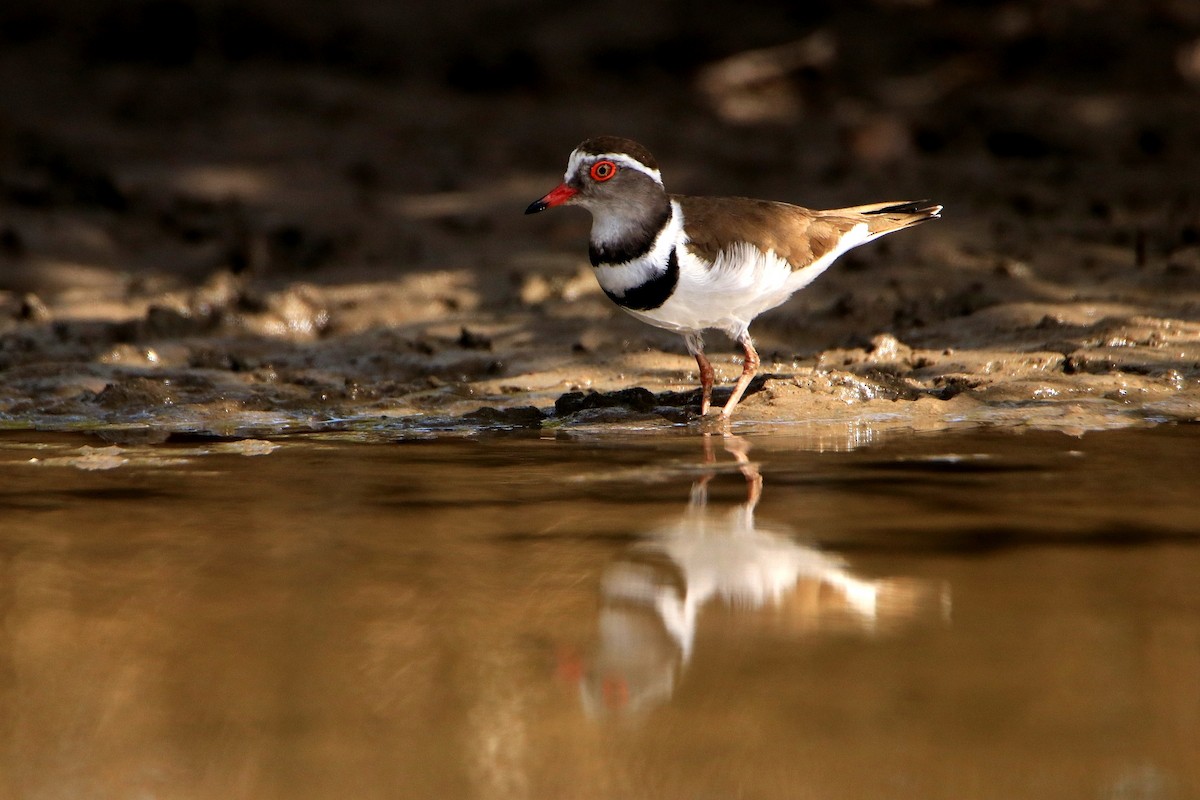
[0,424,1197,799]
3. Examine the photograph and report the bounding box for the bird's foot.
[698,413,732,433]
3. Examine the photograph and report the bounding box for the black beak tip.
[524,199,547,215]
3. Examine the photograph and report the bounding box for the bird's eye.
[590,160,617,182]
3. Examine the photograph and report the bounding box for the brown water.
[0,424,1198,800]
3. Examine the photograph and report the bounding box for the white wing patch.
[626,220,870,339]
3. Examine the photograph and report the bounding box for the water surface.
[1,424,1197,799]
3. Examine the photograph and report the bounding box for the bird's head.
[525,136,666,216]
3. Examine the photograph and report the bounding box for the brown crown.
[575,136,659,171]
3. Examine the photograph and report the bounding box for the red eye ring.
[590,160,617,182]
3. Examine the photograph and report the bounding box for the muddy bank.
[1,0,1199,439]
[2,278,1196,440]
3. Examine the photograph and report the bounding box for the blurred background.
[3,0,1199,284]
[0,0,1199,415]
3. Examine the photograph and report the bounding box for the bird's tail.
[832,200,943,237]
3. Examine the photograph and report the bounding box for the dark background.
[3,0,1198,290]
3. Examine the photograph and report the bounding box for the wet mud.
[1,1,1199,438]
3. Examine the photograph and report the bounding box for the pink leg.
[695,351,715,415]
[720,333,760,418]
[684,333,714,415]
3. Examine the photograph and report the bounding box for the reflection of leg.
[691,432,718,506]
[721,332,760,418]
[722,434,761,511]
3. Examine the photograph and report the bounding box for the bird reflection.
[571,435,948,717]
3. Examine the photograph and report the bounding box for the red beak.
[525,183,578,214]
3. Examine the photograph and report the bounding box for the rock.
[461,406,546,427]
[554,388,658,415]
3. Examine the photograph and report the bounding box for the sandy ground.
[2,0,1199,439]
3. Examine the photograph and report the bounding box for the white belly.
[627,222,868,339]
[590,198,869,341]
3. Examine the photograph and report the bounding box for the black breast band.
[602,247,679,311]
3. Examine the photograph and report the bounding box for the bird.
[525,135,942,418]
[567,435,949,716]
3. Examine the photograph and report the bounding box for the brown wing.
[676,196,860,272]
[678,196,941,270]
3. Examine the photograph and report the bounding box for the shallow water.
[1,424,1198,800]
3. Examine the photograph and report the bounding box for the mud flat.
[1,0,1198,440]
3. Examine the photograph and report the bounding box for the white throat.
[588,202,661,247]
[591,200,684,296]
